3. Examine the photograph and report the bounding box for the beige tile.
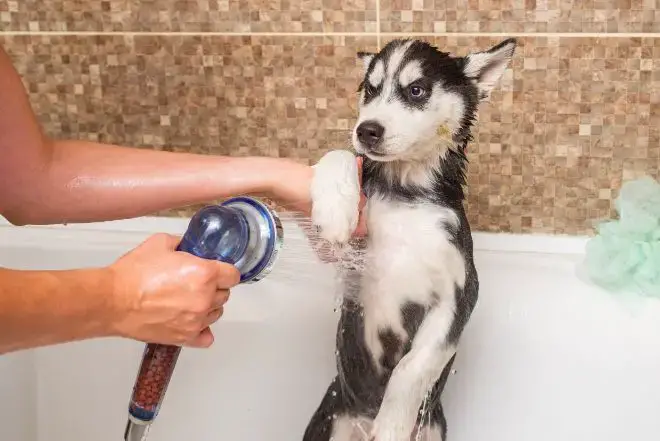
[0,0,378,32]
[380,35,660,234]
[380,0,660,33]
[2,34,658,235]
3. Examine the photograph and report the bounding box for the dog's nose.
[356,121,385,149]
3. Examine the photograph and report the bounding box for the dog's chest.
[363,198,461,299]
[356,198,466,367]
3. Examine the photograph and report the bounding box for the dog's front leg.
[370,307,457,441]
[310,149,361,244]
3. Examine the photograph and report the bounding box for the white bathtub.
[1,216,660,441]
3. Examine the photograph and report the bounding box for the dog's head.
[353,39,516,163]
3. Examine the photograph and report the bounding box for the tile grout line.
[1,31,660,38]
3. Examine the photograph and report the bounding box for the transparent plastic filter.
[128,343,181,423]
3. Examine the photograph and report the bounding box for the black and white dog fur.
[303,38,516,441]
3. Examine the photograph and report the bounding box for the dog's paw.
[311,150,361,244]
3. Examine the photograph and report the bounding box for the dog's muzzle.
[356,120,385,152]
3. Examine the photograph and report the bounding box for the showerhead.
[176,196,283,283]
[124,196,284,441]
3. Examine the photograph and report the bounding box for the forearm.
[0,43,312,226]
[0,266,115,354]
[4,139,299,225]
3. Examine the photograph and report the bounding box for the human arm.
[0,266,115,354]
[0,44,313,226]
[0,233,238,355]
[2,140,313,225]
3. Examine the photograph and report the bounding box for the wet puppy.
[304,38,516,441]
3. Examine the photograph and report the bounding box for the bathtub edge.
[0,215,590,256]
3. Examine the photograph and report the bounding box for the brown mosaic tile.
[380,0,660,33]
[0,0,377,32]
[2,34,659,235]
[379,35,659,235]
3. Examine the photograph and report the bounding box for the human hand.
[107,233,240,348]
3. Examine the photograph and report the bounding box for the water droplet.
[451,369,457,375]
[335,350,339,356]
[331,390,337,397]
[332,414,338,419]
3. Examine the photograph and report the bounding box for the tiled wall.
[1,1,659,235]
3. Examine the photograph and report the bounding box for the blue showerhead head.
[176,196,283,283]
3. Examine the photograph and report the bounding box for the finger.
[353,212,368,237]
[212,262,241,288]
[145,232,182,251]
[356,155,364,191]
[353,189,368,237]
[358,191,367,210]
[186,327,215,348]
[353,156,367,237]
[204,306,225,327]
[213,289,231,309]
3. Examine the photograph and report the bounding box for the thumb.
[211,261,241,288]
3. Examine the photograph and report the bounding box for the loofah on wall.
[585,176,660,298]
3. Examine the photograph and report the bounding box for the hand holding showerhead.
[109,233,240,348]
[123,196,283,441]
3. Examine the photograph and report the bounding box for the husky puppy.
[303,38,516,441]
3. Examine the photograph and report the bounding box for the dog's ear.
[357,51,375,72]
[462,38,516,100]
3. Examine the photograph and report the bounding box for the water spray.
[123,196,283,441]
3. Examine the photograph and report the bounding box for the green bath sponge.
[585,176,660,298]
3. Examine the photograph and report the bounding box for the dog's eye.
[409,85,425,98]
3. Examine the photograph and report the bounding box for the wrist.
[77,266,119,339]
[217,156,278,196]
[245,156,299,192]
[245,156,282,195]
[266,158,313,204]
[69,265,123,339]
[103,262,134,339]
[216,156,313,213]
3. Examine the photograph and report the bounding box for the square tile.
[381,35,660,234]
[0,0,378,32]
[2,34,659,235]
[380,0,660,33]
